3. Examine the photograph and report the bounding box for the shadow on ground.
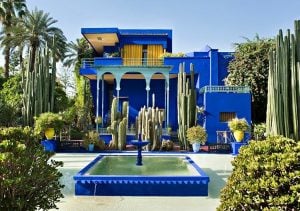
[202,168,232,199]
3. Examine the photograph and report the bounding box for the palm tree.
[64,38,93,68]
[7,8,67,71]
[0,0,27,78]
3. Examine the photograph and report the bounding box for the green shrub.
[0,126,36,142]
[82,131,105,150]
[253,123,266,140]
[34,112,64,138]
[0,127,64,210]
[186,125,207,144]
[160,139,174,151]
[228,117,250,132]
[218,136,300,210]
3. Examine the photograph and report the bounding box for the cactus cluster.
[177,63,197,150]
[135,95,164,150]
[22,46,56,126]
[107,98,128,150]
[266,20,300,140]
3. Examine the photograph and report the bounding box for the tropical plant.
[0,128,64,210]
[228,118,250,132]
[34,112,64,138]
[186,125,207,145]
[160,139,174,151]
[266,20,300,141]
[253,123,266,140]
[177,63,197,150]
[82,130,105,150]
[63,38,94,131]
[4,8,67,71]
[160,52,185,58]
[225,35,275,123]
[218,136,300,210]
[0,0,27,78]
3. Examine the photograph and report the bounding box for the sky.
[1,0,300,65]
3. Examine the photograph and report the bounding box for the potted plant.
[83,131,102,152]
[34,112,64,152]
[228,118,250,142]
[186,125,207,152]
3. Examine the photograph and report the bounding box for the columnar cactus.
[22,46,56,126]
[135,102,164,151]
[107,97,128,150]
[177,63,197,150]
[266,20,300,140]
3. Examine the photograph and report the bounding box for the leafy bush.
[160,139,174,151]
[0,126,36,142]
[218,136,300,210]
[253,123,266,140]
[186,125,207,144]
[0,127,64,210]
[228,118,250,132]
[160,52,185,58]
[34,112,64,138]
[82,130,105,150]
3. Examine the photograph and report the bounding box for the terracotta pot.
[45,128,55,140]
[233,130,244,142]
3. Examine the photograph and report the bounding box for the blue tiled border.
[74,154,210,196]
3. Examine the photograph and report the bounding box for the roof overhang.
[81,28,119,54]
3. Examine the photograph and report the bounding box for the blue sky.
[24,0,300,53]
[0,0,298,64]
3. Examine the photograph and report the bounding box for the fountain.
[130,135,149,166]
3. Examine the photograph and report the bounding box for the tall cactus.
[135,102,164,151]
[107,97,128,150]
[177,63,197,150]
[22,45,56,126]
[266,20,300,140]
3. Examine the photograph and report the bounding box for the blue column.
[96,72,100,132]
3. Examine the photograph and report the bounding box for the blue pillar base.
[231,142,247,155]
[41,139,57,152]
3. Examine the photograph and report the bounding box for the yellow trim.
[147,45,163,65]
[123,45,142,65]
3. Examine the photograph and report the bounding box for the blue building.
[80,28,251,143]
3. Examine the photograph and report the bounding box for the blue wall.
[203,92,251,143]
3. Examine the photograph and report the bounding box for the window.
[219,112,236,122]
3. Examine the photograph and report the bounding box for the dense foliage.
[0,127,64,210]
[34,112,64,138]
[225,36,275,123]
[186,125,207,144]
[228,118,250,132]
[218,136,300,210]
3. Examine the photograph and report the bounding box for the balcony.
[200,86,250,93]
[81,57,164,68]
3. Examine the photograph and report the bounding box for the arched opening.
[120,72,146,125]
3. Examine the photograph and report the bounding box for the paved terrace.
[52,153,233,211]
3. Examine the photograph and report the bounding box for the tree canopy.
[225,36,275,123]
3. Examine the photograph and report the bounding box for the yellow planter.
[45,128,55,140]
[233,130,244,142]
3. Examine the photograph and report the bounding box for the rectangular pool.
[74,155,209,196]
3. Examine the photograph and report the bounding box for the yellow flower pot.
[45,128,55,140]
[233,130,244,142]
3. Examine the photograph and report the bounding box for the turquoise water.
[86,156,199,176]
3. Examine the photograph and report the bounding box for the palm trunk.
[4,47,10,78]
[29,45,37,72]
